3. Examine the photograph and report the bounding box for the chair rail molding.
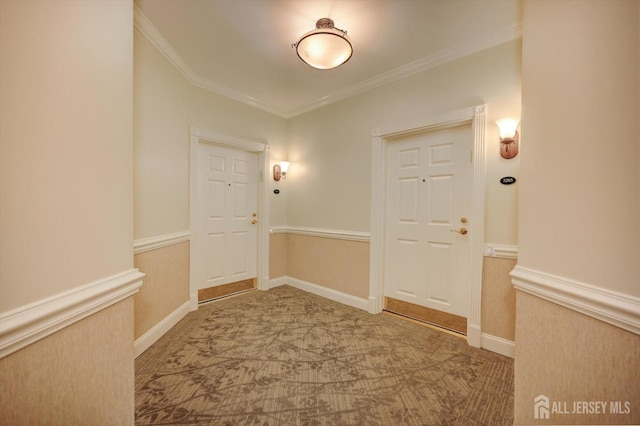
[134,230,191,255]
[270,226,370,242]
[511,265,640,335]
[484,243,518,259]
[0,269,144,358]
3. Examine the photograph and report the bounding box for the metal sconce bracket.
[273,164,286,181]
[500,131,519,159]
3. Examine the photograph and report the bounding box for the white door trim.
[369,105,486,347]
[189,127,270,310]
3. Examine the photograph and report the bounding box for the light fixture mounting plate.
[316,18,335,29]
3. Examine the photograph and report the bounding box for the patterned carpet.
[135,286,513,425]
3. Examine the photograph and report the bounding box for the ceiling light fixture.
[292,18,353,70]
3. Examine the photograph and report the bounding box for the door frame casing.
[369,105,486,347]
[189,127,270,311]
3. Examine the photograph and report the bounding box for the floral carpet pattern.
[135,286,513,425]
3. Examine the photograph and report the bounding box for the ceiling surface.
[135,0,522,118]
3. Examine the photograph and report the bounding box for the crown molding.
[133,5,288,118]
[290,24,522,117]
[134,6,522,119]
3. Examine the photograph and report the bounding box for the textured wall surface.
[269,233,288,279]
[0,299,135,426]
[481,257,517,341]
[286,234,370,299]
[514,292,640,425]
[134,242,190,339]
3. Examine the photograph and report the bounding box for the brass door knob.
[450,227,468,235]
[251,219,258,225]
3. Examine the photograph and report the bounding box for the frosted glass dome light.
[293,18,353,70]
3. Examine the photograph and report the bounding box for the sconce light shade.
[293,18,352,69]
[273,161,290,181]
[496,117,520,139]
[496,117,520,159]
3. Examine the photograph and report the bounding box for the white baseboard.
[189,293,198,311]
[268,276,370,312]
[467,324,482,348]
[266,276,288,290]
[135,300,190,358]
[481,333,515,358]
[0,269,144,358]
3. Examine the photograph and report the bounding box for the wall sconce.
[273,161,290,181]
[496,117,520,159]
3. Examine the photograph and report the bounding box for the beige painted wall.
[286,40,522,246]
[134,242,190,339]
[0,1,137,424]
[134,28,192,239]
[519,0,639,294]
[133,26,290,346]
[516,0,640,423]
[0,299,136,426]
[1,0,135,311]
[133,28,289,241]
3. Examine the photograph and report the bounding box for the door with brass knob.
[197,143,258,293]
[384,124,473,325]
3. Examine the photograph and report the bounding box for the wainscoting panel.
[286,233,370,300]
[269,232,287,279]
[134,240,190,340]
[514,291,640,425]
[0,298,136,425]
[482,256,517,342]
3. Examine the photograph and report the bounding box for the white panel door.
[199,143,258,290]
[384,124,473,317]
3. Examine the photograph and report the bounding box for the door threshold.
[198,278,256,304]
[382,310,466,339]
[199,288,256,305]
[384,297,467,335]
